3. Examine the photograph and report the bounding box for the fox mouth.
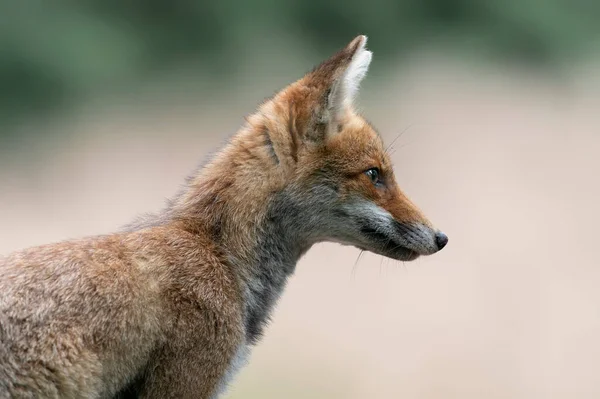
[359,225,420,261]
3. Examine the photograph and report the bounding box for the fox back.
[0,35,447,399]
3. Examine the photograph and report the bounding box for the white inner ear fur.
[342,40,372,106]
[328,37,373,119]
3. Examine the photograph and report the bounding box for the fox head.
[179,35,447,263]
[237,35,448,261]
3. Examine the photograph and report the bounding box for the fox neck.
[233,191,313,344]
[170,122,315,344]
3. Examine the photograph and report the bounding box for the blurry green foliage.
[1,0,599,128]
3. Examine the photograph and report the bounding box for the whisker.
[389,139,418,157]
[352,250,365,279]
[386,124,413,152]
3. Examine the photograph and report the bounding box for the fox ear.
[328,35,372,114]
[298,35,372,140]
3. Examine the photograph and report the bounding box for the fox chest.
[242,258,296,344]
[212,343,251,399]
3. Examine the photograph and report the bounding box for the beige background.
[1,56,599,398]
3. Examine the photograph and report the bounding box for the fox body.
[0,36,447,398]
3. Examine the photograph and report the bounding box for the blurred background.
[1,1,600,398]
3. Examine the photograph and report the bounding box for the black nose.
[435,231,448,250]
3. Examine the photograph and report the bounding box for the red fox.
[0,35,447,398]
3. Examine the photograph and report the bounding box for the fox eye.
[365,168,381,185]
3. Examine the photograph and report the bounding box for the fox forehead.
[325,114,391,173]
